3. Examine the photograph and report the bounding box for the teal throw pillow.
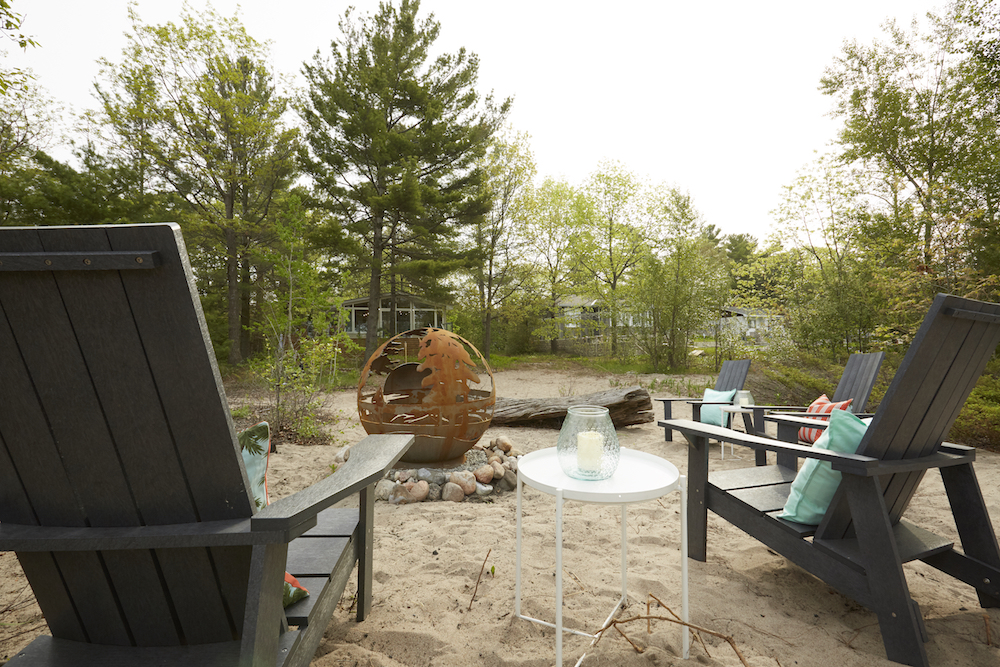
[700,388,737,427]
[237,422,310,608]
[238,422,271,510]
[778,409,870,525]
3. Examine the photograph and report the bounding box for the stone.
[498,469,517,492]
[388,483,417,505]
[450,470,477,495]
[374,478,396,501]
[416,468,447,485]
[441,482,465,502]
[464,449,488,468]
[507,457,518,473]
[473,464,494,484]
[475,482,493,496]
[487,455,502,465]
[397,469,416,483]
[405,480,429,502]
[333,445,350,466]
[427,482,442,501]
[495,436,513,453]
[491,461,505,480]
[508,448,525,458]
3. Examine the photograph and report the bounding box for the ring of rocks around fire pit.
[374,436,525,503]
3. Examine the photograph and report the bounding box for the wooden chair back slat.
[714,359,751,392]
[830,352,884,410]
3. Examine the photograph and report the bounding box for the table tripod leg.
[621,504,628,600]
[515,475,522,618]
[556,487,564,666]
[681,475,689,659]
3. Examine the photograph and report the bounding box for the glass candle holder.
[556,405,621,480]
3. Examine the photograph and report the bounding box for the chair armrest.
[662,418,877,467]
[0,434,416,552]
[0,518,280,552]
[654,396,697,404]
[831,445,976,477]
[252,434,414,537]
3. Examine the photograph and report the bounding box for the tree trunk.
[492,386,653,427]
[365,212,384,364]
[226,226,242,365]
[239,254,252,360]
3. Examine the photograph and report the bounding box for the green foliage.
[0,0,39,96]
[93,1,299,365]
[299,0,509,362]
[950,370,1000,450]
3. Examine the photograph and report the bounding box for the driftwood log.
[491,385,654,428]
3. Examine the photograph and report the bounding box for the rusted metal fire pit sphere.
[357,328,496,465]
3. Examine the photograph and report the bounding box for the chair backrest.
[830,351,885,411]
[0,224,254,646]
[817,294,1000,540]
[714,359,752,392]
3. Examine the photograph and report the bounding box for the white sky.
[7,0,944,242]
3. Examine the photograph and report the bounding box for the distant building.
[719,306,781,341]
[341,293,448,338]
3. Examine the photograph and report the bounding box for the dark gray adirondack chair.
[749,351,885,463]
[655,358,751,441]
[0,223,413,667]
[663,294,1000,667]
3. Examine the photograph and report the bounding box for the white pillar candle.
[577,431,603,472]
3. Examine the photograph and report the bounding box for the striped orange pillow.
[799,394,853,443]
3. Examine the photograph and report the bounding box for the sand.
[2,365,999,667]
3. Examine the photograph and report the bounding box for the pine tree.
[299,0,509,361]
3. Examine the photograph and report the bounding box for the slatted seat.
[0,223,413,667]
[663,294,1000,667]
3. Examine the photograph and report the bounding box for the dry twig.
[648,593,710,656]
[468,548,491,611]
[594,611,750,667]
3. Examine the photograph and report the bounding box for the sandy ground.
[2,365,999,667]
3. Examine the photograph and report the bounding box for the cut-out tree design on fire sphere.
[417,328,481,405]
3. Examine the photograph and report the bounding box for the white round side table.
[514,447,689,666]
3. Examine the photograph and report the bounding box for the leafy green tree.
[520,178,586,353]
[647,188,726,369]
[298,0,509,362]
[774,157,886,356]
[573,161,651,357]
[93,2,298,365]
[467,130,535,359]
[249,193,356,436]
[821,4,978,269]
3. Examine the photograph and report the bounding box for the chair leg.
[939,464,1000,608]
[662,400,673,442]
[841,475,930,667]
[356,482,375,622]
[240,543,290,667]
[687,433,709,562]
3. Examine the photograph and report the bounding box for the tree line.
[3,0,1000,385]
